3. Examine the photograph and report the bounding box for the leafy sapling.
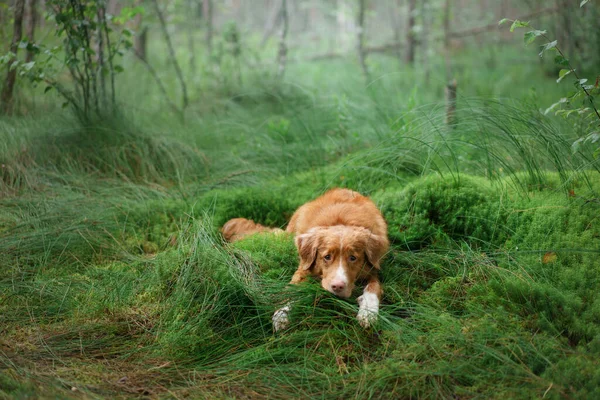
[500,4,600,157]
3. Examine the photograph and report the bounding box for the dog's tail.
[221,218,284,242]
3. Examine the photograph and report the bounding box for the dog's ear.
[295,231,320,271]
[364,233,389,270]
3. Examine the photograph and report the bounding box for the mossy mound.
[374,174,508,249]
[231,232,297,281]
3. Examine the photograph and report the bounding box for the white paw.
[357,292,379,328]
[272,304,291,332]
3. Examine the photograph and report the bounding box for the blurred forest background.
[1,1,600,399]
[1,0,599,120]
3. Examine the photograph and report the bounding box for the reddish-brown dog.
[221,188,389,331]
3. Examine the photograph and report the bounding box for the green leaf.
[538,40,557,57]
[544,98,567,115]
[61,102,69,109]
[580,0,589,7]
[22,61,35,71]
[572,137,584,153]
[557,69,572,83]
[113,65,124,73]
[510,20,530,32]
[44,86,53,94]
[554,54,569,67]
[498,18,510,26]
[524,30,546,45]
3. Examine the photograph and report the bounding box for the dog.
[221,188,389,331]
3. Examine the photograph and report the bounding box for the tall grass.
[1,45,599,398]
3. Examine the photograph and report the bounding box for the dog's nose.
[331,281,346,293]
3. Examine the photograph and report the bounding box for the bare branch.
[132,47,183,119]
[151,0,189,110]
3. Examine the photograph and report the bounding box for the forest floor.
[1,53,599,399]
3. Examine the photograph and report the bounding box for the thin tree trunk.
[1,0,26,115]
[443,0,456,128]
[25,0,38,62]
[97,5,106,106]
[188,0,197,71]
[389,0,402,63]
[420,0,430,85]
[445,79,457,127]
[276,0,288,79]
[558,1,572,58]
[133,47,182,119]
[443,0,452,81]
[152,0,189,111]
[100,6,116,110]
[133,0,147,61]
[261,0,283,48]
[135,27,148,61]
[405,0,416,64]
[356,0,369,80]
[203,0,213,55]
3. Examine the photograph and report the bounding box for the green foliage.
[0,0,138,121]
[501,6,600,157]
[2,40,600,397]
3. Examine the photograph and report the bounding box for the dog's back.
[286,188,387,237]
[221,188,386,243]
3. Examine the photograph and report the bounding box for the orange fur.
[287,189,388,299]
[222,188,389,301]
[220,217,283,242]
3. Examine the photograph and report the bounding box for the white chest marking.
[334,234,349,284]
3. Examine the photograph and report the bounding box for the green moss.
[231,232,297,280]
[543,354,600,399]
[374,175,508,249]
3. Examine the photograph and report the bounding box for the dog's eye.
[324,254,332,261]
[349,255,357,262]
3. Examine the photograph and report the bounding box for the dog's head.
[295,225,388,298]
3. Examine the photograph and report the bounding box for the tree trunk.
[188,0,197,71]
[559,1,573,58]
[443,0,452,81]
[276,0,288,79]
[389,0,402,63]
[443,0,456,128]
[261,0,283,48]
[445,79,457,127]
[152,0,189,112]
[356,0,369,80]
[1,0,26,115]
[97,5,106,105]
[405,0,416,64]
[135,27,148,62]
[25,0,38,62]
[133,1,147,61]
[203,0,213,55]
[420,0,430,85]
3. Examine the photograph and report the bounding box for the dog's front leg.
[356,276,382,328]
[272,269,310,332]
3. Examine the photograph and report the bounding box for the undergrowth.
[1,50,600,398]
